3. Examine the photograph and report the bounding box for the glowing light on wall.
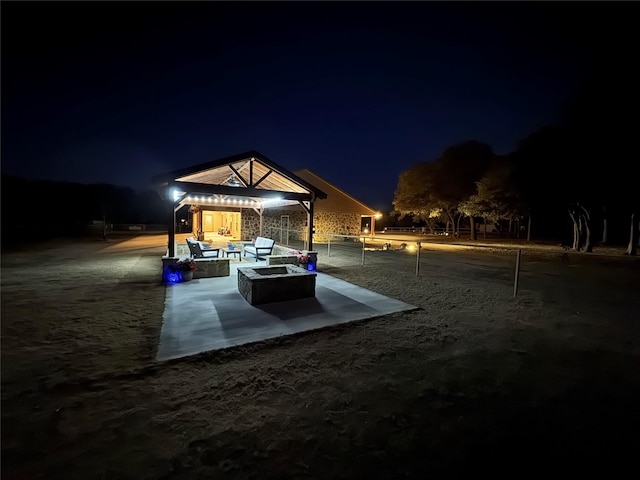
[172,189,184,202]
[261,196,283,206]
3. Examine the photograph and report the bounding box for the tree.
[459,158,524,238]
[392,162,441,233]
[510,127,574,241]
[626,213,639,256]
[392,141,497,238]
[432,141,497,239]
[558,40,640,253]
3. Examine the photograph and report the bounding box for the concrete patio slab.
[156,260,418,361]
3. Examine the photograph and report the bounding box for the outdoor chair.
[243,236,275,261]
[186,238,220,258]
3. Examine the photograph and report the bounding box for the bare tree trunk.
[582,215,592,252]
[446,213,455,235]
[447,211,458,236]
[626,212,638,255]
[580,205,593,253]
[527,215,531,242]
[569,209,580,250]
[577,214,585,251]
[102,211,107,241]
[483,218,487,238]
[469,216,477,240]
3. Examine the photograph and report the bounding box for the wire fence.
[260,231,525,295]
[171,228,632,301]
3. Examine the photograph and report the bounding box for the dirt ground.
[2,234,640,479]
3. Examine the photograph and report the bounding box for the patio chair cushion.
[243,236,275,261]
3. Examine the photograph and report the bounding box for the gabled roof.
[152,151,327,202]
[293,169,378,216]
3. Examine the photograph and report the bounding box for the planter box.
[266,255,299,266]
[193,258,230,278]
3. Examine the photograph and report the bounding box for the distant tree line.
[391,75,640,255]
[1,175,167,243]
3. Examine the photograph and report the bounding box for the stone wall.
[312,212,361,242]
[241,209,261,241]
[239,208,361,245]
[193,258,230,278]
[237,264,316,305]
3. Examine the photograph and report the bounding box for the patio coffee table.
[223,248,242,260]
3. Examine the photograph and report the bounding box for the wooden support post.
[513,248,522,298]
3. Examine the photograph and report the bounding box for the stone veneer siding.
[312,212,361,242]
[240,209,262,241]
[239,208,361,245]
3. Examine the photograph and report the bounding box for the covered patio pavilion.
[152,151,328,257]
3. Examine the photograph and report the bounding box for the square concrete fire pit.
[237,264,317,305]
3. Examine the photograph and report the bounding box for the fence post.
[327,235,331,257]
[513,249,522,298]
[361,236,366,265]
[415,241,421,276]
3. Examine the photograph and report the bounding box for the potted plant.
[287,249,310,268]
[171,258,198,282]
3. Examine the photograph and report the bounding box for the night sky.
[0,1,626,212]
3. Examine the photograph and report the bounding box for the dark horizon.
[1,1,635,212]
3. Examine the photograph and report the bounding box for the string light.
[182,196,265,205]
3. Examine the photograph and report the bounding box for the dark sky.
[0,1,626,211]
